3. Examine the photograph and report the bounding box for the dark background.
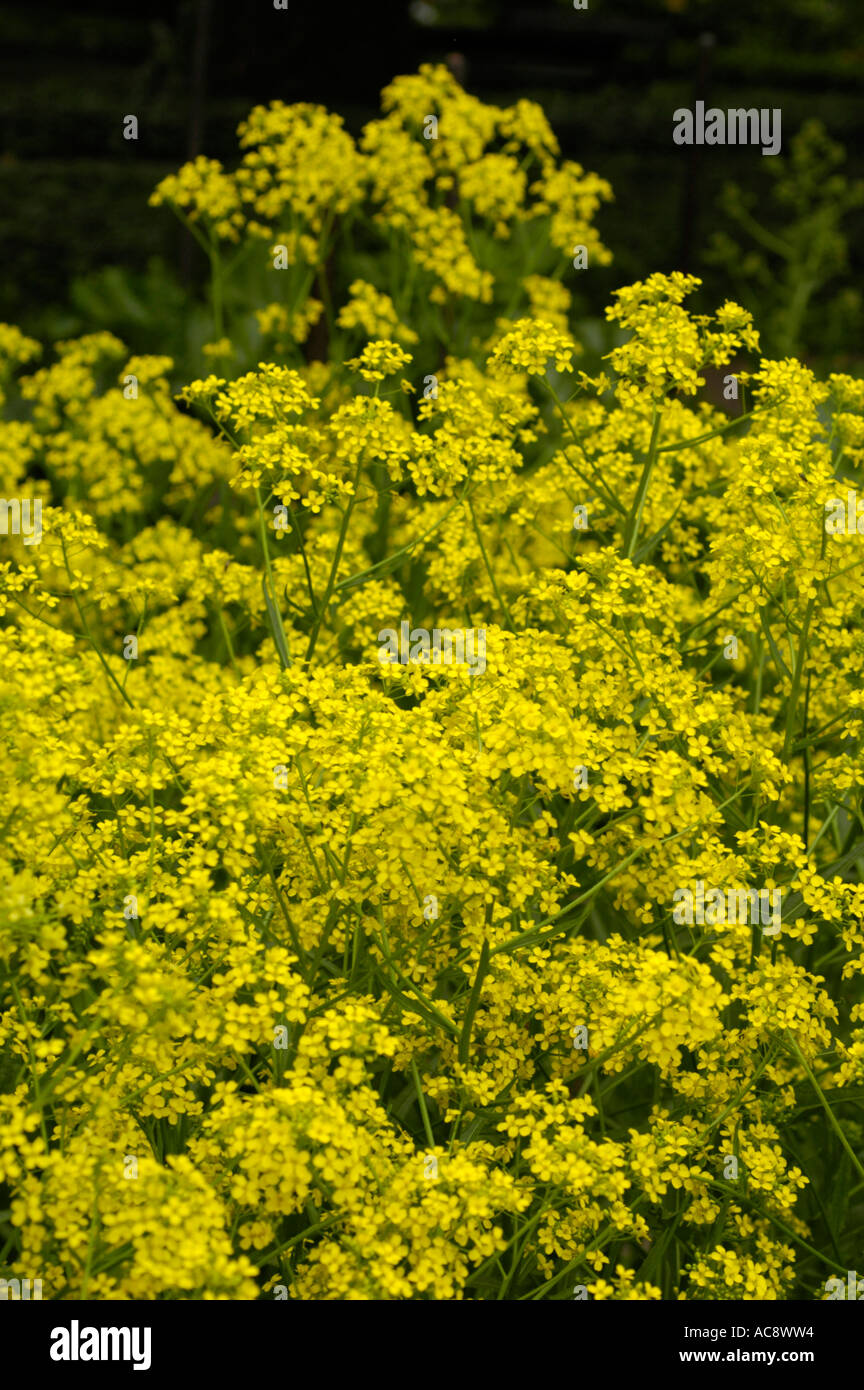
[1,0,861,355]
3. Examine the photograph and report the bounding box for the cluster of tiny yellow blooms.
[149,63,611,324]
[255,300,324,350]
[1,72,863,1304]
[345,340,413,383]
[336,280,418,347]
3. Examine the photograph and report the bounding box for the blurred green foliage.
[2,0,863,373]
[706,122,864,364]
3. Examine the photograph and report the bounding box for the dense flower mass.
[0,69,862,1303]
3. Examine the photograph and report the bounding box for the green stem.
[467,495,513,627]
[625,406,661,559]
[410,1058,435,1147]
[785,1034,864,1186]
[304,456,365,662]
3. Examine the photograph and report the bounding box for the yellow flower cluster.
[150,64,611,342]
[336,280,418,347]
[0,73,861,1305]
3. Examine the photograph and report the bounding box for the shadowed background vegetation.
[1,0,861,370]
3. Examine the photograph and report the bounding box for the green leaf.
[458,939,491,1065]
[262,576,292,669]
